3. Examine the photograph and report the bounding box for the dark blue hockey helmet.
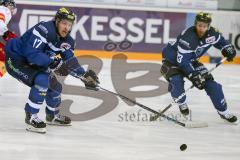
[0,0,16,8]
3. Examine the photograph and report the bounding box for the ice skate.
[46,114,71,126]
[25,112,46,134]
[179,103,190,116]
[218,111,238,125]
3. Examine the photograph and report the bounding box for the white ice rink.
[0,59,240,160]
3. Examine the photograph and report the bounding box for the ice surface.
[0,59,239,160]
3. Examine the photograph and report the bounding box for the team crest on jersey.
[196,48,204,56]
[179,39,190,48]
[206,36,216,44]
[60,43,71,50]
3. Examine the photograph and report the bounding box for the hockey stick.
[149,58,227,121]
[99,86,208,128]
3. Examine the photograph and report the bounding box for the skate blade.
[223,119,239,125]
[46,121,72,126]
[26,124,46,134]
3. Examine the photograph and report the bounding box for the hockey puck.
[180,144,187,151]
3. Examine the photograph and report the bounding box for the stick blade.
[184,121,208,128]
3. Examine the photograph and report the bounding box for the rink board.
[9,2,240,64]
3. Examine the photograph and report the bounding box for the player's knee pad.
[169,75,186,103]
[169,75,184,85]
[205,80,222,96]
[33,72,49,97]
[169,75,184,91]
[34,72,49,88]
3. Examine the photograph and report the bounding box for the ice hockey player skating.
[0,0,17,77]
[161,12,237,124]
[4,7,99,133]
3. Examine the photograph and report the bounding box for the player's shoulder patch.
[37,23,48,35]
[179,38,191,49]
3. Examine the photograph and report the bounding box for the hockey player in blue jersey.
[4,7,99,133]
[161,12,237,124]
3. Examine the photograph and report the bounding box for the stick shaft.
[99,86,186,127]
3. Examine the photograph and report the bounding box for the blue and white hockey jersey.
[5,20,85,75]
[162,26,231,75]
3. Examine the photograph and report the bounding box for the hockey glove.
[222,45,236,62]
[188,72,206,90]
[3,31,17,42]
[54,60,71,76]
[49,57,63,72]
[80,70,100,91]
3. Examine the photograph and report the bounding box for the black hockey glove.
[222,45,236,62]
[80,70,100,91]
[188,72,206,90]
[49,57,63,72]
